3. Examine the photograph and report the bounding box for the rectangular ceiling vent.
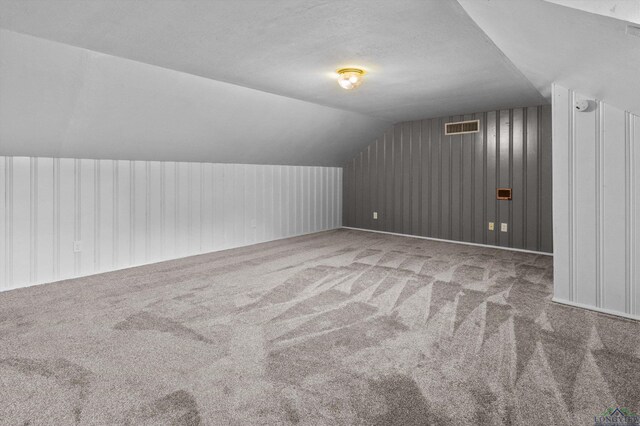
[445,119,480,135]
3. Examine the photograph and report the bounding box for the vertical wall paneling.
[450,117,461,242]
[324,167,330,230]
[148,161,162,262]
[344,106,552,253]
[552,84,640,319]
[327,168,332,230]
[402,122,412,235]
[189,163,202,253]
[539,105,554,254]
[342,163,348,227]
[511,109,524,249]
[79,160,96,275]
[245,164,256,245]
[430,120,441,238]
[164,162,177,259]
[282,165,289,238]
[176,162,189,254]
[573,96,597,306]
[210,164,222,247]
[327,167,333,230]
[355,155,363,230]
[461,114,473,243]
[485,112,498,247]
[0,158,6,289]
[369,141,377,232]
[294,167,302,235]
[393,125,402,232]
[634,114,640,316]
[441,118,451,240]
[525,107,539,251]
[13,158,30,286]
[272,165,282,240]
[2,159,11,287]
[384,130,394,232]
[59,158,76,278]
[288,167,295,235]
[410,121,421,236]
[302,166,310,234]
[473,113,485,244]
[420,120,430,237]
[36,158,54,283]
[337,168,343,232]
[497,110,510,248]
[315,167,320,230]
[555,86,573,301]
[0,159,341,291]
[626,113,633,315]
[601,103,626,313]
[362,148,370,230]
[200,163,212,251]
[376,136,384,232]
[98,160,114,271]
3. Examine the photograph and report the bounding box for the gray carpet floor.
[0,228,639,425]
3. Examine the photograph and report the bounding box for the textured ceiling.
[0,30,389,166]
[544,0,640,25]
[459,0,640,115]
[10,0,634,166]
[0,0,546,122]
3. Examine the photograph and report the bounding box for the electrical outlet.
[488,222,494,231]
[250,219,257,228]
[73,241,82,252]
[373,212,378,220]
[501,223,508,232]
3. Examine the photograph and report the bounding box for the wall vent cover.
[496,188,512,200]
[445,120,480,135]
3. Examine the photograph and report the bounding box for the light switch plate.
[373,212,378,220]
[488,222,494,231]
[501,223,508,232]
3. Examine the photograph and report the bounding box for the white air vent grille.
[445,120,480,135]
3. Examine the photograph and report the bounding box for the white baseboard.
[552,297,639,321]
[342,226,553,256]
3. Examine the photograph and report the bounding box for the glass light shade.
[337,69,365,90]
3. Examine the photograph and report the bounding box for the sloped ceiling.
[458,0,640,116]
[0,30,388,166]
[545,0,640,25]
[0,0,555,165]
[0,0,545,122]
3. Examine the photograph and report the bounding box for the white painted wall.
[552,84,639,319]
[0,157,342,291]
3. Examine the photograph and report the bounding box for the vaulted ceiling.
[0,0,637,166]
[0,0,546,122]
[458,0,640,115]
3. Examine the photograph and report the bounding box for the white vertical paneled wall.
[0,157,342,291]
[552,84,639,320]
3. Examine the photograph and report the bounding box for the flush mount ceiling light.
[336,68,366,90]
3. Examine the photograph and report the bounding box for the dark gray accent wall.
[343,106,553,253]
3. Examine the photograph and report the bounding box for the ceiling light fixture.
[336,68,366,90]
